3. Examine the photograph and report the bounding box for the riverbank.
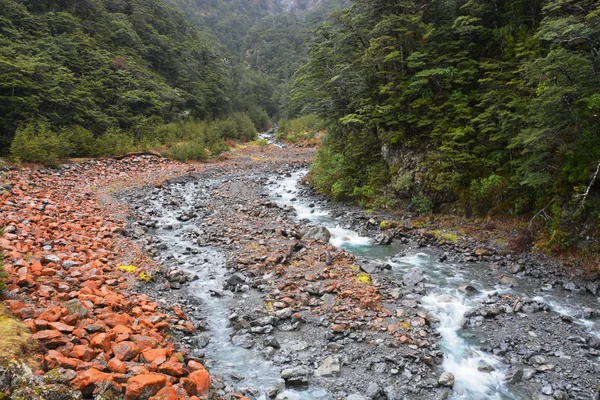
[0,143,598,399]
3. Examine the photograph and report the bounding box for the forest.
[294,0,600,247]
[2,0,600,244]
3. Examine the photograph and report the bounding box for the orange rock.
[182,367,210,396]
[172,304,187,320]
[125,374,167,400]
[90,332,112,353]
[100,312,133,328]
[149,386,178,400]
[141,348,170,364]
[71,368,121,397]
[70,345,95,361]
[48,321,75,333]
[187,360,205,372]
[108,358,127,374]
[44,349,82,370]
[112,341,139,361]
[38,306,61,322]
[33,329,67,348]
[158,361,186,377]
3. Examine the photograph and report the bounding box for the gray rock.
[227,273,246,287]
[42,255,61,265]
[64,299,88,318]
[505,368,523,383]
[372,231,394,246]
[346,395,367,400]
[403,269,424,287]
[61,260,79,270]
[457,284,478,295]
[315,356,341,377]
[438,371,454,387]
[365,382,380,398]
[563,281,578,291]
[303,227,331,242]
[540,384,553,395]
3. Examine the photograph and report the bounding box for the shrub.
[277,114,325,143]
[232,113,257,141]
[58,125,95,157]
[411,194,434,216]
[10,121,61,167]
[168,140,208,162]
[95,128,135,157]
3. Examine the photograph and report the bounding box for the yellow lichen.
[349,265,360,271]
[117,265,138,273]
[355,273,372,285]
[138,272,153,283]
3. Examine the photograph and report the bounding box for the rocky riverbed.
[0,143,598,400]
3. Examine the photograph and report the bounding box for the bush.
[277,114,325,143]
[168,140,208,162]
[411,194,434,216]
[58,125,95,157]
[10,121,61,167]
[95,128,135,157]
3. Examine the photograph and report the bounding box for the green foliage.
[168,141,208,162]
[58,126,95,158]
[95,129,135,157]
[0,0,232,153]
[410,194,434,216]
[246,106,271,132]
[10,121,61,167]
[295,0,600,241]
[277,114,326,143]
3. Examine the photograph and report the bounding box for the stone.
[71,368,120,397]
[438,371,454,387]
[303,226,331,242]
[112,341,139,361]
[182,367,210,396]
[64,299,88,318]
[505,368,523,383]
[149,386,178,400]
[108,358,127,374]
[315,356,340,377]
[125,374,167,400]
[403,269,424,287]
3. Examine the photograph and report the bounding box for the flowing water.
[268,170,600,400]
[140,180,327,400]
[131,169,598,400]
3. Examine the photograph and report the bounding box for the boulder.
[303,227,331,242]
[315,356,340,377]
[125,374,167,400]
[438,371,454,387]
[402,269,424,287]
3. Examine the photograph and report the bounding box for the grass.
[0,308,36,359]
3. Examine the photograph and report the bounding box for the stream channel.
[132,168,599,400]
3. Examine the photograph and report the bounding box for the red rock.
[44,349,82,370]
[33,329,67,348]
[141,348,170,364]
[100,313,133,328]
[182,367,210,396]
[129,365,151,375]
[172,304,187,320]
[38,306,61,322]
[70,345,95,362]
[71,368,121,397]
[149,386,178,400]
[187,360,205,372]
[49,321,75,333]
[158,361,186,377]
[108,358,127,374]
[112,341,139,361]
[90,333,112,353]
[125,374,167,400]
